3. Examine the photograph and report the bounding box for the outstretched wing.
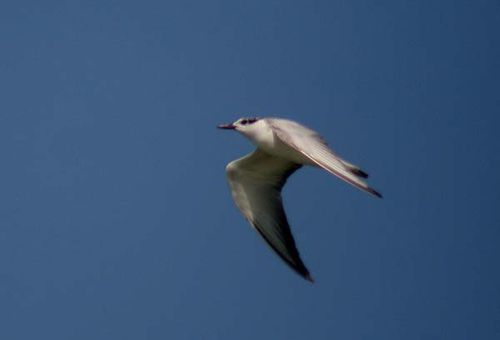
[268,118,382,198]
[225,149,313,282]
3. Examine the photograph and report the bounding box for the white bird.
[218,117,381,282]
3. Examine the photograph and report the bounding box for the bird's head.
[217,117,261,134]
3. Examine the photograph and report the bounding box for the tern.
[218,117,381,282]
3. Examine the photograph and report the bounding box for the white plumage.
[218,117,381,281]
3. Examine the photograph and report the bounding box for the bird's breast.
[257,133,312,165]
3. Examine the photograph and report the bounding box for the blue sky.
[1,1,499,339]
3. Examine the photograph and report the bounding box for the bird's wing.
[268,118,382,198]
[225,149,313,281]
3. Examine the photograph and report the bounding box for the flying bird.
[218,117,381,282]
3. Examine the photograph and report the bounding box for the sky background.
[1,0,499,339]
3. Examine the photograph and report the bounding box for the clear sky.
[1,1,499,339]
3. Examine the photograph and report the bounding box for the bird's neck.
[244,121,276,150]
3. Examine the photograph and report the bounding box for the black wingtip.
[298,266,314,283]
[351,168,369,178]
[369,188,383,199]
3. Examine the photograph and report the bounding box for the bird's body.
[218,117,381,282]
[230,118,315,165]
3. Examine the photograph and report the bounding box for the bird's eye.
[241,119,248,125]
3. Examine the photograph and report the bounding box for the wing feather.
[268,118,382,198]
[225,149,313,281]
